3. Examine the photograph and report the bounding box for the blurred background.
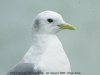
[0,0,100,75]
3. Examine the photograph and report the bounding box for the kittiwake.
[6,10,76,75]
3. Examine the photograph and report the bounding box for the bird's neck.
[32,32,57,44]
[31,33,59,52]
[23,33,62,63]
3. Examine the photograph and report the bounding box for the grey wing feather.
[6,62,41,75]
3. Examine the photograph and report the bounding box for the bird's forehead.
[37,11,62,19]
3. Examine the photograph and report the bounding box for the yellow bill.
[57,23,76,30]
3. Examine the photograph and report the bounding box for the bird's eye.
[47,19,53,23]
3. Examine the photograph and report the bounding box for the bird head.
[33,11,76,34]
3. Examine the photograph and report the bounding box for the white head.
[33,11,76,34]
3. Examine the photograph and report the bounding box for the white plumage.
[7,11,76,75]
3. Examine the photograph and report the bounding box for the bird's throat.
[23,33,62,63]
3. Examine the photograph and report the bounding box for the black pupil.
[47,19,53,23]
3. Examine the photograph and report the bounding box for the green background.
[0,0,100,75]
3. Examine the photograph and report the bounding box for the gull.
[7,11,76,75]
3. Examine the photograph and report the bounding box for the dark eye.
[47,18,53,23]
